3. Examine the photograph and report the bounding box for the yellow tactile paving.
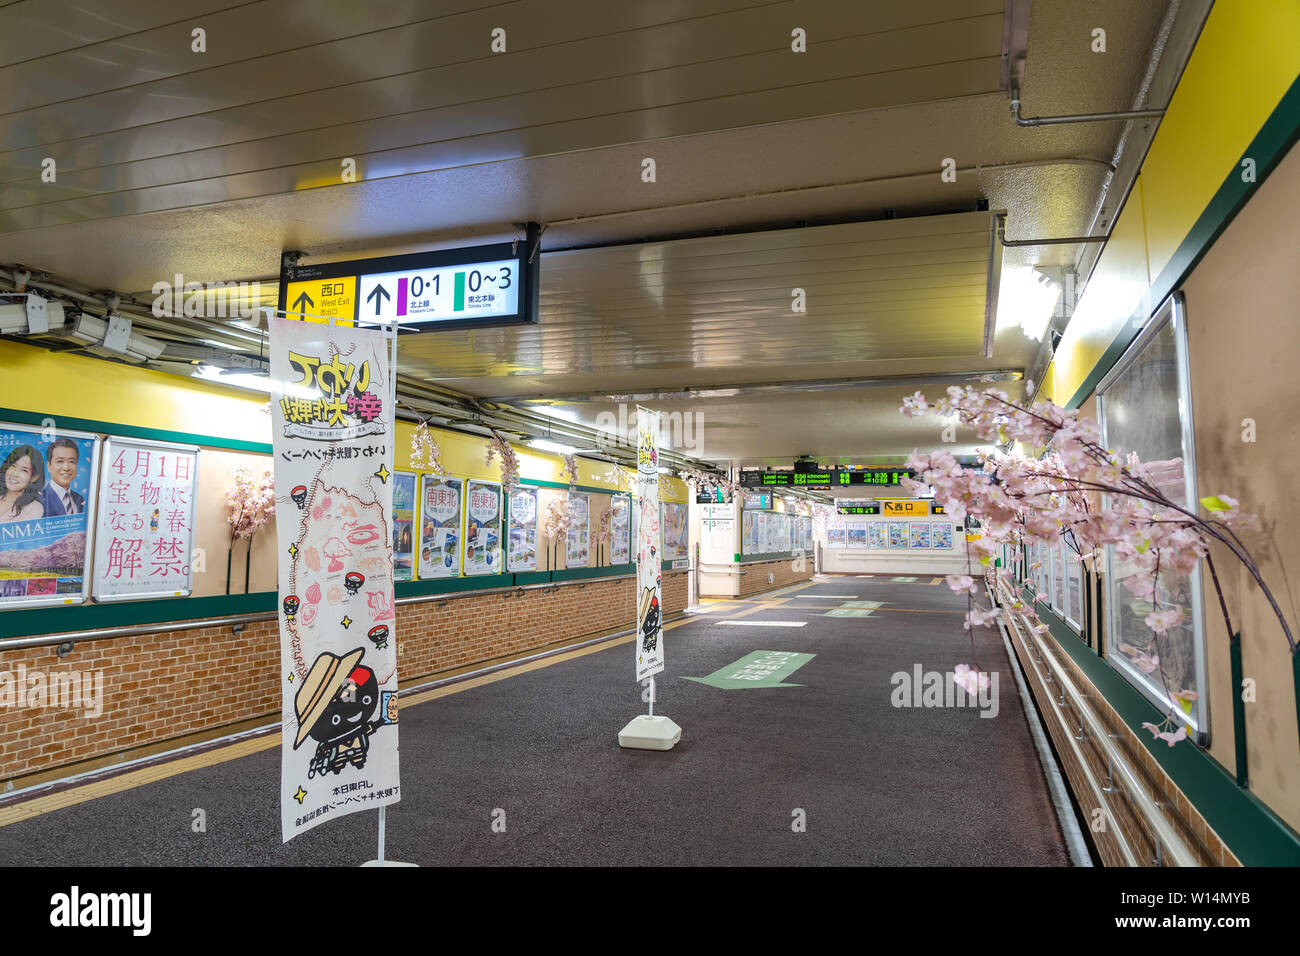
[0,618,698,828]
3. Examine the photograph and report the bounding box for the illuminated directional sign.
[277,233,540,331]
[738,468,913,489]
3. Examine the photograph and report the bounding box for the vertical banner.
[93,437,199,601]
[463,479,502,575]
[635,407,663,682]
[610,495,630,564]
[565,492,589,567]
[417,475,462,578]
[391,471,416,582]
[507,485,538,572]
[270,316,399,843]
[0,424,99,609]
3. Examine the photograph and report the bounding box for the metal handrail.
[0,572,638,652]
[996,580,1198,866]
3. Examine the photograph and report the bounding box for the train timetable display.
[739,468,913,489]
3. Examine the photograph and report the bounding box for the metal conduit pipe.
[1011,89,1167,127]
[996,214,1110,248]
[997,580,1198,866]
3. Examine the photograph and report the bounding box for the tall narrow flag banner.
[635,407,664,681]
[271,316,400,842]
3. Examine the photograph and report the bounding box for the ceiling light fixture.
[995,266,1061,343]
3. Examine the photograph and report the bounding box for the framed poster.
[742,510,756,554]
[610,495,631,564]
[565,492,590,568]
[507,486,538,572]
[846,518,866,549]
[417,474,462,579]
[909,522,931,549]
[868,521,887,549]
[92,436,199,602]
[931,522,953,549]
[0,423,100,609]
[888,522,908,549]
[392,470,416,582]
[463,479,502,575]
[662,501,688,560]
[827,517,845,548]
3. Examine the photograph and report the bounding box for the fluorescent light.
[194,365,316,399]
[996,266,1061,342]
[528,438,577,455]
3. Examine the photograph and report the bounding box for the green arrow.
[685,650,815,689]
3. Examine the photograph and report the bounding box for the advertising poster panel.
[417,475,462,578]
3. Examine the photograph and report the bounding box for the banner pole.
[648,676,655,717]
[378,805,386,864]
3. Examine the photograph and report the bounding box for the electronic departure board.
[738,468,913,489]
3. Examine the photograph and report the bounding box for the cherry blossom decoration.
[677,467,739,502]
[225,467,275,594]
[410,419,444,474]
[900,385,1295,748]
[485,429,521,496]
[542,497,576,569]
[560,453,580,491]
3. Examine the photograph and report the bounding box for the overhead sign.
[283,277,356,325]
[738,468,914,489]
[278,230,540,332]
[882,499,930,516]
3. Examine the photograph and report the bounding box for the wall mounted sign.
[92,436,199,602]
[391,471,416,582]
[507,486,538,572]
[882,499,930,516]
[739,468,915,489]
[565,492,590,568]
[0,423,100,610]
[463,479,502,575]
[278,232,540,332]
[610,495,631,565]
[417,475,462,579]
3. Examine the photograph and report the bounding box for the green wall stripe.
[1021,588,1300,865]
[0,406,273,454]
[1066,73,1300,411]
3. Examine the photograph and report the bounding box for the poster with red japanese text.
[91,437,198,601]
[0,423,100,609]
[635,406,663,682]
[269,315,399,843]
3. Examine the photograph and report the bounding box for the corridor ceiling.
[0,0,1200,468]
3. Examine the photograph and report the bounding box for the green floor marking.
[840,601,884,609]
[820,608,878,618]
[685,650,815,689]
[890,576,918,583]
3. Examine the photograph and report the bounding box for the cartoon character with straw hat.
[294,647,390,778]
[638,587,660,653]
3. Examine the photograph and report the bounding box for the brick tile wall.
[0,571,689,786]
[737,557,814,597]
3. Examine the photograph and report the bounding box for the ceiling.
[0,0,1198,470]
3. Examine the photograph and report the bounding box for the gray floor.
[0,577,1070,866]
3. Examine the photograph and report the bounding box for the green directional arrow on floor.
[685,650,815,689]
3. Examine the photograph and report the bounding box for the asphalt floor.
[0,576,1071,866]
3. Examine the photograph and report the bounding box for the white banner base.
[618,714,682,751]
[362,860,419,867]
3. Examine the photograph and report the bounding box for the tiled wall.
[0,571,689,788]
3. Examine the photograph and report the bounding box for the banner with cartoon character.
[506,485,537,572]
[270,315,399,843]
[0,423,99,609]
[417,474,461,579]
[635,407,664,682]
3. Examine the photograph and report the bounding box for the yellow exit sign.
[882,500,930,516]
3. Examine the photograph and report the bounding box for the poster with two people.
[0,423,98,609]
